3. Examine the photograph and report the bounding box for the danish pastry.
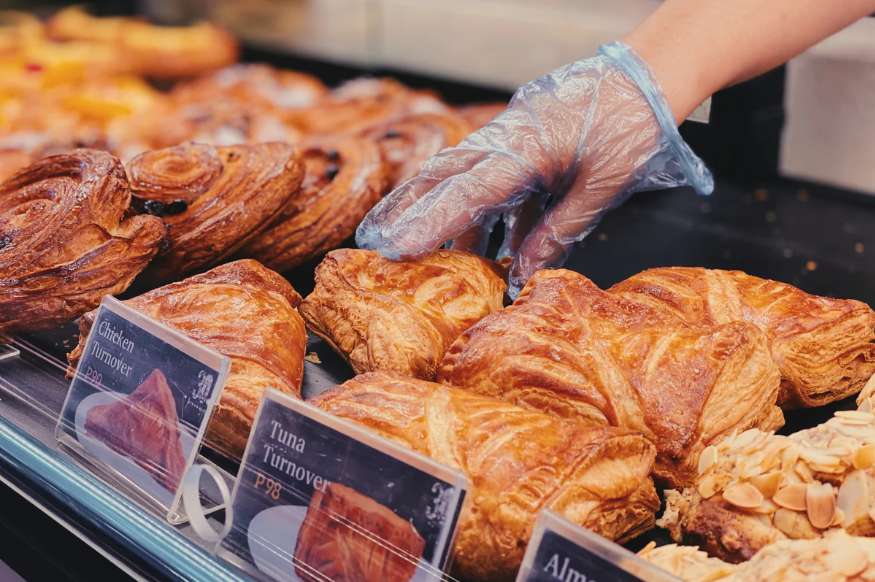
[311,372,659,582]
[0,149,165,334]
[300,249,506,380]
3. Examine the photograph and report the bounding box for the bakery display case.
[2,4,875,582]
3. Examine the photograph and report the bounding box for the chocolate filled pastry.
[127,141,303,281]
[311,372,660,582]
[237,137,388,272]
[356,113,472,190]
[455,103,508,131]
[294,483,426,582]
[610,268,875,408]
[658,387,875,564]
[0,149,165,334]
[68,260,306,460]
[85,368,187,492]
[300,249,506,380]
[439,269,783,489]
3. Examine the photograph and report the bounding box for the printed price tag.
[517,511,681,582]
[56,296,231,524]
[217,388,468,582]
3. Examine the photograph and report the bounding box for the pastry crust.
[610,267,875,408]
[0,149,165,334]
[355,112,472,190]
[238,137,388,272]
[311,372,660,582]
[300,249,506,380]
[127,141,303,281]
[439,269,783,489]
[68,260,306,460]
[294,482,426,582]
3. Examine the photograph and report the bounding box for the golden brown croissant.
[68,259,306,460]
[237,137,388,272]
[610,268,875,408]
[311,372,660,582]
[126,141,303,281]
[0,149,165,334]
[300,249,506,380]
[659,393,875,563]
[439,269,783,489]
[355,112,472,190]
[294,482,426,582]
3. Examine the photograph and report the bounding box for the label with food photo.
[217,388,468,582]
[56,296,231,523]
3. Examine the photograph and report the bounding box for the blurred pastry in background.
[300,249,506,381]
[456,102,508,131]
[0,149,165,334]
[238,136,387,272]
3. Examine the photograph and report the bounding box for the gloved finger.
[445,213,500,256]
[356,147,490,251]
[374,150,544,260]
[497,192,549,259]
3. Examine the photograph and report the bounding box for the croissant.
[639,531,875,582]
[455,103,507,131]
[439,269,783,489]
[67,260,306,460]
[311,372,660,582]
[659,388,875,563]
[0,149,165,334]
[126,141,303,281]
[355,112,472,190]
[300,249,506,380]
[237,137,388,272]
[610,268,875,408]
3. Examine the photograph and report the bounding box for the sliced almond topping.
[832,508,846,527]
[699,474,718,499]
[773,507,819,539]
[855,445,875,470]
[732,428,761,451]
[722,482,764,509]
[698,445,718,476]
[795,460,815,483]
[800,448,843,469]
[868,505,875,523]
[837,410,875,421]
[774,483,808,511]
[761,440,788,472]
[807,481,836,529]
[750,471,781,498]
[861,566,875,582]
[859,397,874,414]
[823,536,869,577]
[755,498,779,514]
[837,470,870,528]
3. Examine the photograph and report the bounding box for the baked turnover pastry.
[311,372,659,582]
[85,368,187,492]
[610,268,875,408]
[127,141,303,281]
[300,249,506,380]
[69,260,306,460]
[440,269,783,489]
[636,542,736,582]
[355,113,472,190]
[238,137,388,272]
[0,149,165,334]
[294,483,426,582]
[659,386,875,563]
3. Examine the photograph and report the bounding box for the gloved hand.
[356,41,713,298]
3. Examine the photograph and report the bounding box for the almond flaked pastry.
[699,445,718,476]
[806,481,836,529]
[855,445,875,470]
[823,534,869,577]
[774,483,809,511]
[836,470,869,528]
[774,507,819,539]
[750,471,781,498]
[723,483,764,509]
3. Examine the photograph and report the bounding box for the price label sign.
[217,388,468,582]
[517,511,681,582]
[56,296,231,524]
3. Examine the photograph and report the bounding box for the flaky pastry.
[300,249,506,380]
[311,372,659,582]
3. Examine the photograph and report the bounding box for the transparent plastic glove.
[356,41,713,298]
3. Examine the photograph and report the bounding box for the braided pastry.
[68,260,306,460]
[238,136,387,272]
[299,249,506,380]
[127,141,303,281]
[439,269,783,489]
[611,268,875,408]
[356,112,472,190]
[0,149,165,334]
[311,372,659,582]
